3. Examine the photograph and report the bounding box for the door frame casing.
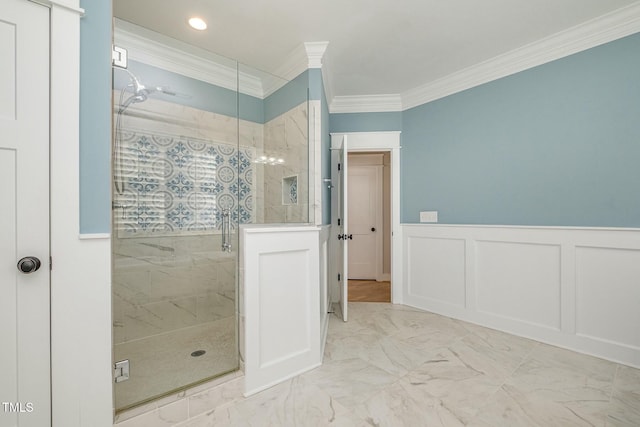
[330,131,402,304]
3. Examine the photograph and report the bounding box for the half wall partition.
[111,19,309,412]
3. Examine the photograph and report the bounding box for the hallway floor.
[119,303,640,426]
[348,280,391,302]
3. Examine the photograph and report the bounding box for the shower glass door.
[111,19,242,412]
[111,12,310,413]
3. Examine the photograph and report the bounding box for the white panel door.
[336,136,349,321]
[0,1,50,426]
[347,165,381,280]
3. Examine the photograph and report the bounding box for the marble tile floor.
[114,316,238,411]
[119,303,640,426]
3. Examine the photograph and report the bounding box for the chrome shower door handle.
[221,208,232,252]
[221,208,227,251]
[227,210,232,252]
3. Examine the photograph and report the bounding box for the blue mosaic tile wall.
[116,130,254,235]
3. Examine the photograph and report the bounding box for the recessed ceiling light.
[188,17,207,31]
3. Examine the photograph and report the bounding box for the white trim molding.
[305,42,329,69]
[78,233,111,240]
[273,43,308,83]
[402,2,640,110]
[402,224,640,368]
[330,131,401,150]
[330,132,402,304]
[30,0,84,14]
[309,100,322,225]
[330,94,403,114]
[114,19,265,98]
[274,41,329,84]
[115,20,331,100]
[49,2,113,426]
[328,3,640,113]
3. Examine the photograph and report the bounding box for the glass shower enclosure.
[111,19,309,412]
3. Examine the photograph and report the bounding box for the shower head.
[116,67,189,112]
[125,69,147,97]
[116,69,149,111]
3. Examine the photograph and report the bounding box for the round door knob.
[17,257,41,274]
[371,227,376,232]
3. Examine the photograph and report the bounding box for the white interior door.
[348,165,381,280]
[335,135,349,321]
[0,1,51,426]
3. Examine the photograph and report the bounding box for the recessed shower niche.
[283,175,298,205]
[111,17,309,412]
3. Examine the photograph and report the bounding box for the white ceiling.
[113,0,640,103]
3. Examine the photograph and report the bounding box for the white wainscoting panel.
[406,236,466,310]
[242,225,323,396]
[402,224,640,368]
[476,240,561,330]
[318,225,331,353]
[576,246,640,349]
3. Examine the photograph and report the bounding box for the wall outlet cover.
[420,211,438,223]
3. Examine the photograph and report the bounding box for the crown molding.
[320,49,335,107]
[273,41,329,82]
[113,22,330,102]
[113,19,265,98]
[401,2,640,110]
[305,42,329,69]
[273,44,310,83]
[260,74,289,98]
[330,95,403,113]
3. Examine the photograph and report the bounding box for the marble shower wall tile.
[113,234,237,344]
[112,95,312,350]
[262,102,309,223]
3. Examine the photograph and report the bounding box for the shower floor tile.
[114,316,237,410]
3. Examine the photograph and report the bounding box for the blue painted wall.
[329,111,402,133]
[79,0,112,234]
[264,70,309,122]
[402,33,640,227]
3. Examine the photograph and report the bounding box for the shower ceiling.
[113,0,640,101]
